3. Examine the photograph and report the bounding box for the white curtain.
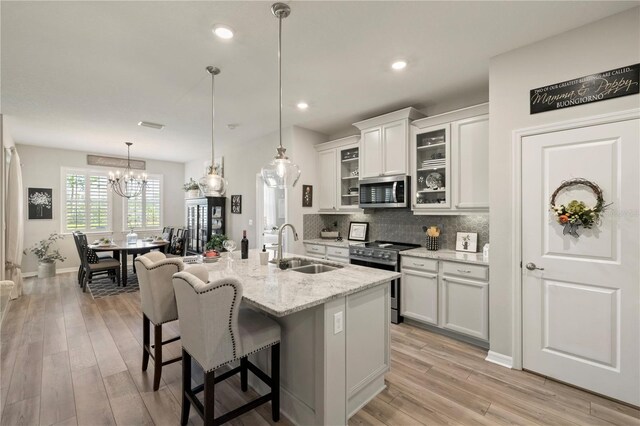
[5,147,23,298]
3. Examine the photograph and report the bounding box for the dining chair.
[166,228,188,258]
[173,267,281,425]
[134,251,184,391]
[72,231,118,288]
[76,233,121,292]
[162,226,174,253]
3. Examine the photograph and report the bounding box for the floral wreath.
[550,178,609,238]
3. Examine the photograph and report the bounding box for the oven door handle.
[392,181,398,203]
[349,255,398,268]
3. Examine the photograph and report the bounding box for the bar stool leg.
[181,349,191,426]
[153,324,163,391]
[142,314,150,371]
[271,343,280,422]
[240,357,248,392]
[204,369,216,426]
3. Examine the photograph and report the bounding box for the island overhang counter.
[200,249,400,425]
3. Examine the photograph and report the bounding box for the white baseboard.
[485,350,513,369]
[22,266,78,278]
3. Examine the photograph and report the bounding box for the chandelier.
[108,142,148,199]
[198,66,228,197]
[260,3,301,189]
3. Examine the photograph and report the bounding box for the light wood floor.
[1,274,638,426]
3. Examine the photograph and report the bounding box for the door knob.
[525,262,544,271]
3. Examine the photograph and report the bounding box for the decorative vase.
[38,261,56,278]
[186,189,201,199]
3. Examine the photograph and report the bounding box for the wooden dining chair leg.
[153,324,163,391]
[181,349,191,426]
[204,369,216,426]
[240,357,248,392]
[142,314,150,372]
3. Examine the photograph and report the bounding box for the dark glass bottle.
[241,230,249,259]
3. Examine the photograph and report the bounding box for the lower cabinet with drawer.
[401,256,489,343]
[304,243,350,263]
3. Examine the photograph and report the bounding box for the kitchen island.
[201,249,399,425]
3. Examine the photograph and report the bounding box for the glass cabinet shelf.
[340,146,360,208]
[414,126,450,208]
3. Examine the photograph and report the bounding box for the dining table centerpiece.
[23,232,67,278]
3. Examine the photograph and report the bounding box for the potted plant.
[205,234,228,257]
[183,178,201,199]
[23,233,67,278]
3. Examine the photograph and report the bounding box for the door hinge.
[520,261,522,268]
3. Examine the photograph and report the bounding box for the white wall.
[18,143,185,274]
[488,8,640,358]
[184,125,326,253]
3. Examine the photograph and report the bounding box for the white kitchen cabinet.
[315,136,361,213]
[401,255,489,343]
[411,103,489,214]
[401,269,438,325]
[353,108,425,179]
[452,114,489,209]
[441,275,488,340]
[318,150,337,211]
[304,243,326,258]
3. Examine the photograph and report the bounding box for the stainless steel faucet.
[276,223,298,262]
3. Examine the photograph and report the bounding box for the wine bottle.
[241,230,249,259]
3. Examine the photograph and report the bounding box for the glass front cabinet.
[338,145,360,209]
[316,135,361,213]
[411,124,451,210]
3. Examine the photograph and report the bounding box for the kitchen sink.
[290,264,339,274]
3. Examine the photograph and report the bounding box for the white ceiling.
[2,1,637,163]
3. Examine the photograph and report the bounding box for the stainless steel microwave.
[359,175,409,208]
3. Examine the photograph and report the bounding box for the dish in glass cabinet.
[425,172,443,189]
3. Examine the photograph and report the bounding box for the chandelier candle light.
[260,2,301,189]
[199,66,228,197]
[108,142,148,199]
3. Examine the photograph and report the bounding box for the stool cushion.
[88,258,120,271]
[237,306,281,358]
[136,253,184,325]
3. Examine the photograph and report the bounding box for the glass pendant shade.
[261,152,301,189]
[199,165,227,196]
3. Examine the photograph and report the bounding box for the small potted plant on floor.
[23,233,67,278]
[205,234,228,257]
[183,178,201,199]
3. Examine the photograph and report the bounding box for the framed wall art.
[348,222,369,241]
[302,185,313,207]
[28,187,53,220]
[231,195,242,214]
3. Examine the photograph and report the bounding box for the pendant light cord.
[278,14,283,150]
[211,70,215,166]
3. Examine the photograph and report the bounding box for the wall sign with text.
[530,64,639,114]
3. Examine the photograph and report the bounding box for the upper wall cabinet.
[315,135,362,213]
[353,107,426,179]
[410,103,489,214]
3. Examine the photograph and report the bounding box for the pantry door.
[522,119,639,406]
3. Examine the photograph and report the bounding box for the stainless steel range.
[349,241,421,324]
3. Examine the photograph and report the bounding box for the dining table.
[89,239,170,286]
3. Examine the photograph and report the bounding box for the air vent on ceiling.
[138,121,165,130]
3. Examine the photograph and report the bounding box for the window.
[124,176,162,230]
[62,168,111,232]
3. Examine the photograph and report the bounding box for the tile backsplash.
[303,210,489,251]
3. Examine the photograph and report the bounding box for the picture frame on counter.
[456,232,478,252]
[348,221,369,241]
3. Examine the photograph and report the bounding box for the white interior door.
[522,119,639,406]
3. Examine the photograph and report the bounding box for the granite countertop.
[200,249,400,317]
[401,248,489,266]
[302,238,354,248]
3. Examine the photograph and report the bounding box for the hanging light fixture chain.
[278,13,283,150]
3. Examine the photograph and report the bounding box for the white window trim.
[122,174,163,231]
[60,166,113,234]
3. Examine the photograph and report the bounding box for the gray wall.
[488,8,640,358]
[304,211,489,251]
[18,143,185,274]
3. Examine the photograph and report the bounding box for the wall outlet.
[248,219,253,226]
[333,311,343,334]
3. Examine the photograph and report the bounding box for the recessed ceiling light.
[213,25,234,40]
[297,102,309,110]
[138,121,165,130]
[391,60,407,70]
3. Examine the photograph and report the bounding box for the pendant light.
[108,142,148,199]
[199,66,228,196]
[260,2,301,189]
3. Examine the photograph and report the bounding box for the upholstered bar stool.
[173,267,281,425]
[135,251,185,390]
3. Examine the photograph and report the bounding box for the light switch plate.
[248,219,253,226]
[334,311,343,334]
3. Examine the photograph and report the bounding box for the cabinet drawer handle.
[457,269,471,274]
[413,262,425,267]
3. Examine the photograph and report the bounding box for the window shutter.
[88,175,109,231]
[127,192,143,229]
[145,178,161,228]
[65,173,86,231]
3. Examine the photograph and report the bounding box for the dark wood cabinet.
[185,197,226,254]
